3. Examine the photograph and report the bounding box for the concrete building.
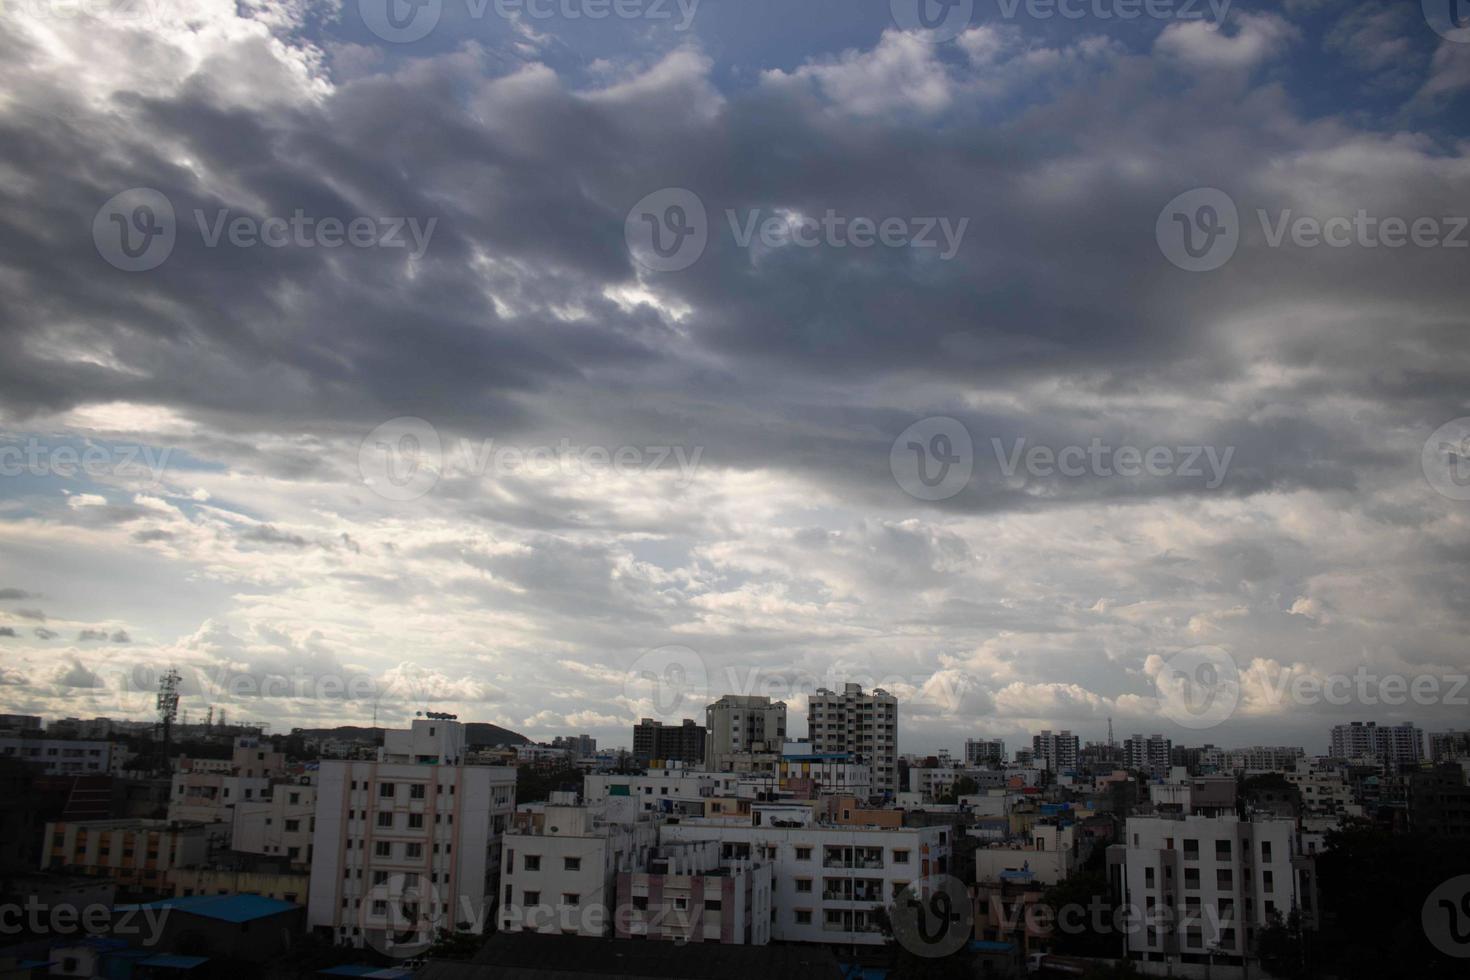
[776,751,873,799]
[632,718,706,766]
[168,736,285,837]
[706,696,787,768]
[1124,734,1172,779]
[231,777,316,868]
[306,716,517,951]
[806,685,897,798]
[974,821,1083,886]
[1031,731,1079,775]
[965,738,1007,767]
[0,714,44,733]
[0,737,115,775]
[660,807,950,945]
[614,840,773,944]
[170,866,311,904]
[583,768,740,815]
[1329,722,1424,767]
[42,819,209,891]
[1429,730,1470,763]
[1109,815,1299,971]
[498,794,660,937]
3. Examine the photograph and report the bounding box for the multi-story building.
[306,716,516,951]
[232,777,316,868]
[1032,731,1079,775]
[706,696,787,767]
[551,735,598,758]
[907,765,989,803]
[167,735,287,838]
[498,794,659,937]
[1108,815,1299,971]
[965,738,1007,768]
[974,821,1084,886]
[775,750,873,799]
[615,841,772,944]
[42,819,209,891]
[1231,746,1306,772]
[1429,731,1470,763]
[660,806,949,945]
[1124,734,1173,779]
[0,737,115,775]
[1329,722,1424,767]
[633,719,706,766]
[0,714,43,733]
[1285,768,1355,820]
[583,768,739,815]
[806,685,897,798]
[1409,763,1470,838]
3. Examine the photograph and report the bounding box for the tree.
[1041,843,1119,958]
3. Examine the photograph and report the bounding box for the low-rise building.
[0,737,116,775]
[42,819,209,891]
[231,778,316,868]
[615,841,773,944]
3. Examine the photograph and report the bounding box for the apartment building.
[614,840,773,944]
[965,739,1007,768]
[1109,815,1298,970]
[776,751,873,798]
[633,718,707,766]
[498,795,659,938]
[232,777,317,868]
[1329,722,1424,767]
[168,736,285,835]
[583,768,740,815]
[907,765,989,803]
[42,819,209,890]
[659,806,949,945]
[806,685,898,798]
[706,696,787,768]
[1429,730,1470,762]
[1285,768,1355,820]
[306,716,517,951]
[1032,731,1079,775]
[974,821,1083,886]
[0,737,115,775]
[1124,734,1172,779]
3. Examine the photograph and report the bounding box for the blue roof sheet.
[128,894,298,923]
[139,955,209,969]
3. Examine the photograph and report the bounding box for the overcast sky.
[0,0,1467,756]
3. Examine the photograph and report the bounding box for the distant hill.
[290,723,529,747]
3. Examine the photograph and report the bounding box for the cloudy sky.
[1,0,1468,755]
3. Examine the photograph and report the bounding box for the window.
[373,871,389,885]
[1217,869,1233,889]
[1261,841,1273,862]
[564,857,581,871]
[375,841,391,857]
[893,849,910,863]
[524,855,541,871]
[408,814,424,829]
[795,879,812,893]
[674,897,688,910]
[410,784,426,799]
[289,792,300,804]
[285,819,300,832]
[705,899,722,911]
[525,890,540,905]
[1184,868,1200,890]
[1216,840,1232,860]
[632,895,647,910]
[1183,838,1199,859]
[377,812,394,828]
[1219,898,1235,919]
[372,900,387,915]
[562,893,579,906]
[795,846,812,860]
[1262,870,1274,893]
[795,910,812,924]
[1145,867,1156,888]
[405,843,423,859]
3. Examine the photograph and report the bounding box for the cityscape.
[4,0,1470,979]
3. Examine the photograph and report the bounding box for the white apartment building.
[1124,734,1172,778]
[907,766,990,803]
[974,821,1081,886]
[1328,722,1424,767]
[498,795,659,938]
[0,737,115,775]
[775,752,873,798]
[169,737,285,837]
[1429,730,1470,762]
[583,769,740,814]
[615,841,773,944]
[1109,815,1298,970]
[232,778,317,868]
[706,696,788,765]
[965,738,1007,767]
[306,717,516,951]
[659,806,950,945]
[806,685,898,798]
[1032,731,1079,774]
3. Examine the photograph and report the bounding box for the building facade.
[0,737,115,775]
[1032,731,1080,775]
[706,696,787,765]
[633,719,707,765]
[615,841,773,944]
[42,819,209,890]
[1329,722,1424,767]
[231,778,317,868]
[1124,734,1173,779]
[806,685,897,798]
